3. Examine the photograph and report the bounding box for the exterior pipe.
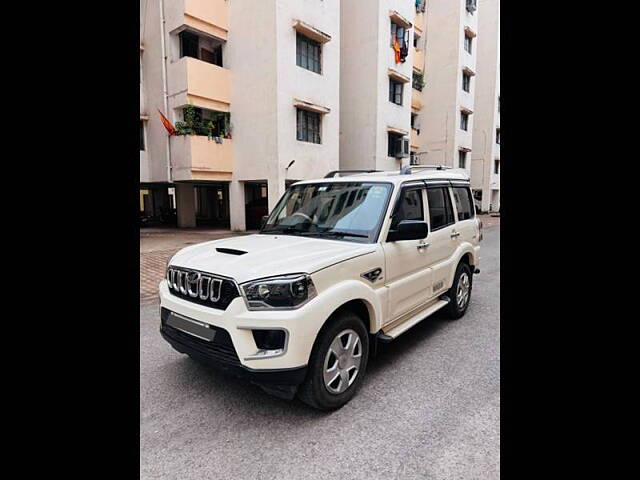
[159,0,172,183]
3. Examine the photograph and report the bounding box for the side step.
[380,298,450,341]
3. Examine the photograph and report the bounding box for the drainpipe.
[159,0,172,183]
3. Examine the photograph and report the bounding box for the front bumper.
[158,279,324,375]
[160,308,307,386]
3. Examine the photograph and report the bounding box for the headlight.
[241,274,317,310]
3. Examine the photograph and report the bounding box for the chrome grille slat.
[165,267,240,311]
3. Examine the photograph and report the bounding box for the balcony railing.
[168,56,231,111]
[171,135,233,182]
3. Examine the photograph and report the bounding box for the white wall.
[228,0,340,224]
[141,0,171,183]
[340,0,414,172]
[339,0,380,170]
[419,0,478,170]
[471,0,500,211]
[275,0,341,188]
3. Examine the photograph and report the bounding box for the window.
[464,34,473,54]
[494,159,500,174]
[140,120,145,151]
[389,79,403,105]
[391,187,424,230]
[496,128,501,144]
[460,111,469,131]
[296,108,321,144]
[179,30,223,66]
[390,22,406,48]
[414,32,421,49]
[296,33,321,74]
[412,70,424,91]
[388,132,405,157]
[427,187,455,230]
[453,187,475,221]
[458,150,467,168]
[466,0,477,14]
[462,72,471,92]
[411,113,419,131]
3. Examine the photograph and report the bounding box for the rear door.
[451,185,478,249]
[382,184,433,322]
[424,184,458,297]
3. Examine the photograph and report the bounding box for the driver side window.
[390,187,424,230]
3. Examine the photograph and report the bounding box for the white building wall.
[419,0,478,171]
[274,0,340,192]
[339,0,414,172]
[471,0,500,212]
[339,0,380,170]
[140,0,170,183]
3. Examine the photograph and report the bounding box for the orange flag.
[158,109,176,136]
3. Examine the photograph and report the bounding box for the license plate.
[166,312,216,342]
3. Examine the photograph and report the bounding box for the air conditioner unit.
[394,137,410,158]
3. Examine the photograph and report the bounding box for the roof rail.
[400,165,451,175]
[324,169,380,178]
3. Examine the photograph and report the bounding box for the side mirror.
[387,220,428,242]
[260,215,269,229]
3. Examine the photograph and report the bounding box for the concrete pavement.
[140,226,500,479]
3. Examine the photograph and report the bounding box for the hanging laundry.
[393,37,401,64]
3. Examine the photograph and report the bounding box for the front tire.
[445,262,473,320]
[297,311,369,410]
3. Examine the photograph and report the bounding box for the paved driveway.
[140,227,500,479]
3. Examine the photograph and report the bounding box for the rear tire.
[297,311,369,410]
[445,262,473,320]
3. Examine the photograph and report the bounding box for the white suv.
[160,166,482,410]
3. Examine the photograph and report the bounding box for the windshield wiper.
[301,230,369,239]
[261,226,306,235]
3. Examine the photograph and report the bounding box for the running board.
[381,299,450,340]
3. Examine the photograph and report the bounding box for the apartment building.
[140,0,339,229]
[471,0,500,212]
[339,0,418,172]
[413,0,479,174]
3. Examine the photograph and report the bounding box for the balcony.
[412,89,422,110]
[168,56,231,112]
[413,48,424,73]
[166,0,228,40]
[410,128,419,149]
[170,135,233,182]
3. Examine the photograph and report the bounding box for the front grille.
[161,308,240,366]
[166,266,240,310]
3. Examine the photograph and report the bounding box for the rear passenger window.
[391,188,424,230]
[452,187,475,220]
[426,187,455,230]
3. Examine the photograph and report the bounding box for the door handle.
[450,232,460,238]
[417,242,430,250]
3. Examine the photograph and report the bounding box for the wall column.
[229,180,246,232]
[176,183,196,228]
[267,177,286,213]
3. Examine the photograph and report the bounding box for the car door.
[451,185,478,249]
[382,184,433,322]
[424,184,459,298]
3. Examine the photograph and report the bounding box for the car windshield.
[261,182,392,243]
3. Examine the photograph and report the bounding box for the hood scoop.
[216,247,247,256]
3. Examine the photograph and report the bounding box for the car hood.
[169,234,375,284]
